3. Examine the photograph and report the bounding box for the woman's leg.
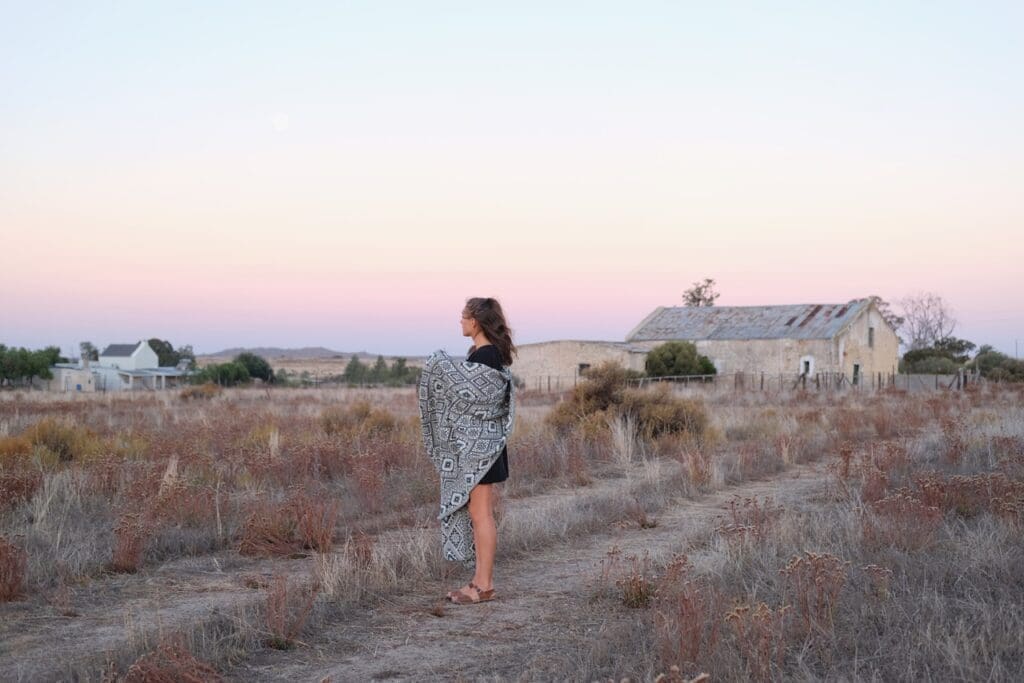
[449,482,497,598]
[467,482,496,590]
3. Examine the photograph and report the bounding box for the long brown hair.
[465,296,517,366]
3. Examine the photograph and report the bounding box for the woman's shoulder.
[468,344,502,366]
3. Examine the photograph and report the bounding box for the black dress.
[467,344,509,484]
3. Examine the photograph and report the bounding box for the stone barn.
[625,299,899,383]
[512,340,648,392]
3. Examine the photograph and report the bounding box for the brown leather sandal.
[449,581,496,604]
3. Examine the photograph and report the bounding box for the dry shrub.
[124,638,222,682]
[348,529,375,568]
[835,442,855,480]
[293,494,340,552]
[860,467,889,503]
[615,551,656,608]
[546,362,637,433]
[828,406,862,442]
[150,481,219,529]
[0,536,27,602]
[180,382,222,400]
[239,491,340,557]
[0,434,33,462]
[619,386,708,440]
[110,513,153,573]
[238,500,302,557]
[264,573,318,650]
[718,496,783,545]
[653,554,722,669]
[547,364,706,443]
[725,602,791,682]
[320,400,398,437]
[861,563,894,600]
[915,472,1024,519]
[779,551,848,634]
[862,493,942,551]
[0,466,43,510]
[940,416,966,465]
[23,416,103,463]
[348,452,387,515]
[681,449,712,488]
[992,435,1024,460]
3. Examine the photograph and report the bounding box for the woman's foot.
[447,581,494,601]
[448,581,497,604]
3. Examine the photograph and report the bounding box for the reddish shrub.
[652,554,722,668]
[0,536,27,602]
[725,602,791,682]
[862,493,942,551]
[293,494,340,552]
[124,638,222,682]
[779,551,848,634]
[718,496,783,545]
[264,574,318,650]
[110,513,153,573]
[0,467,43,510]
[238,500,302,557]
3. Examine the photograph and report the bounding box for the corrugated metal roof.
[518,340,651,353]
[101,343,142,357]
[625,301,870,342]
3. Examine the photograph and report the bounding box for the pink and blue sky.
[2,2,1021,357]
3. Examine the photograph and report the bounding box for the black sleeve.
[467,345,502,370]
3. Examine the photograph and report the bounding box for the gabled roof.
[518,340,650,353]
[100,342,143,357]
[625,301,872,342]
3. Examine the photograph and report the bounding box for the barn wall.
[514,341,647,391]
[629,338,836,375]
[836,305,900,379]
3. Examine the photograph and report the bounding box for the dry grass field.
[0,378,1022,681]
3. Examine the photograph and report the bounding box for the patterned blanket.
[418,349,516,564]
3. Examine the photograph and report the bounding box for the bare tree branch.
[898,292,956,350]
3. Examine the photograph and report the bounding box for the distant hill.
[199,346,426,361]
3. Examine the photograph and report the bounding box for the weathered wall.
[34,368,96,392]
[836,304,900,380]
[629,338,836,375]
[514,341,647,391]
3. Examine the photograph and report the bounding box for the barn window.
[868,327,875,348]
[578,363,591,376]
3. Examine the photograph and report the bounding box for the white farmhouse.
[39,341,191,392]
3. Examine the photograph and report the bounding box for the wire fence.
[518,370,980,395]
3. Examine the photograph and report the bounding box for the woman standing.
[446,296,516,604]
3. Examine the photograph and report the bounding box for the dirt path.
[225,460,831,682]
[0,460,831,682]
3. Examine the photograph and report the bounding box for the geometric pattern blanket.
[418,349,516,565]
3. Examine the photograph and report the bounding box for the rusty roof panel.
[625,301,870,342]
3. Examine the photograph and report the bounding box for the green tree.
[369,355,389,383]
[343,356,367,384]
[147,338,196,368]
[967,346,1024,382]
[901,336,977,374]
[148,338,176,366]
[190,361,251,386]
[0,344,60,385]
[683,277,720,307]
[645,341,716,377]
[234,352,275,383]
[79,341,99,361]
